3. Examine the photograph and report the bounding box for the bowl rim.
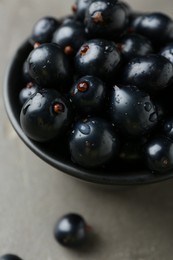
[3,39,173,186]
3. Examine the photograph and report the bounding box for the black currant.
[26,43,73,90]
[20,89,74,142]
[75,39,121,82]
[69,117,119,168]
[52,20,88,56]
[130,12,173,47]
[122,54,173,93]
[117,33,153,61]
[54,213,90,247]
[143,135,173,173]
[108,85,159,137]
[85,0,128,38]
[30,16,60,44]
[70,75,106,115]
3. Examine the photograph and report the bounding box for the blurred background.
[1,1,173,259]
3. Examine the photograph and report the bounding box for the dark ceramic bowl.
[4,39,173,186]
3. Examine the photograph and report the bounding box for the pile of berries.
[18,0,173,174]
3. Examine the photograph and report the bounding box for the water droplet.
[149,112,157,122]
[85,141,90,146]
[164,124,172,133]
[144,102,152,112]
[79,124,90,135]
[104,45,113,52]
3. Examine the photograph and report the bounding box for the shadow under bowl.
[3,39,173,186]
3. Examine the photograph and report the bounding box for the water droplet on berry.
[144,102,152,112]
[79,124,90,135]
[105,45,114,53]
[164,124,172,133]
[85,140,90,147]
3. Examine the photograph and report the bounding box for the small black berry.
[54,213,90,247]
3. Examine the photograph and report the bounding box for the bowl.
[4,39,173,186]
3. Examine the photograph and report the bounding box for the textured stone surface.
[1,1,173,259]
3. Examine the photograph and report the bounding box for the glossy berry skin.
[0,255,22,260]
[30,17,60,44]
[52,20,88,55]
[75,39,121,82]
[22,59,32,83]
[117,33,153,61]
[85,0,128,38]
[119,1,132,17]
[54,213,88,247]
[163,117,173,140]
[27,43,72,89]
[143,135,173,173]
[60,15,74,25]
[160,43,173,64]
[130,12,173,47]
[122,55,173,93]
[19,82,38,105]
[70,75,106,115]
[72,0,93,22]
[109,85,159,137]
[128,12,147,28]
[20,89,74,142]
[69,117,119,168]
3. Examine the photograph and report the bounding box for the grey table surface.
[1,1,173,259]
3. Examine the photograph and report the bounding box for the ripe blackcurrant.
[54,213,90,247]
